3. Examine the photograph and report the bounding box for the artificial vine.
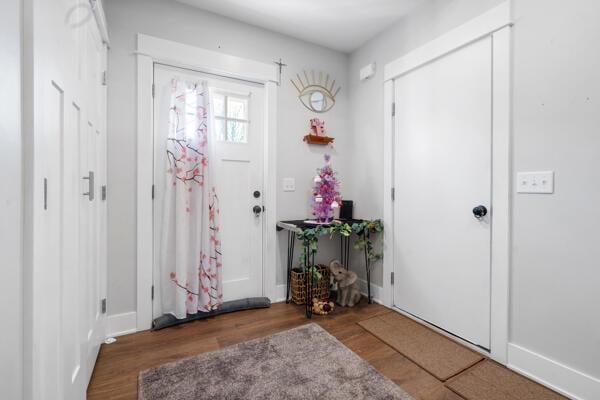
[297,225,327,281]
[351,219,384,262]
[296,220,384,280]
[328,221,352,238]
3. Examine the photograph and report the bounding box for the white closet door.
[393,37,493,348]
[29,2,108,399]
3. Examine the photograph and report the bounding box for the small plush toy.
[329,260,362,307]
[312,298,335,315]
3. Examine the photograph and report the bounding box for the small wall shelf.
[303,134,334,145]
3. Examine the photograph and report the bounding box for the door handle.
[472,205,487,219]
[83,171,95,201]
[253,205,262,216]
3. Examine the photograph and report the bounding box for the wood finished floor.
[88,301,551,400]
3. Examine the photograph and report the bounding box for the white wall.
[104,0,350,315]
[347,0,504,285]
[509,0,600,392]
[0,0,23,398]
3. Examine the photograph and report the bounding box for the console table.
[276,219,375,318]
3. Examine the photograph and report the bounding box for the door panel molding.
[382,2,511,364]
[136,35,278,331]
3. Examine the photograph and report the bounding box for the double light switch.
[516,171,554,194]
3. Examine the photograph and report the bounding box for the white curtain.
[158,79,223,319]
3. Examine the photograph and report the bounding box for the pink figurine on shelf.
[304,118,334,145]
[310,118,325,136]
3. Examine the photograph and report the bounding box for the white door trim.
[136,34,278,331]
[382,2,512,364]
[383,2,512,81]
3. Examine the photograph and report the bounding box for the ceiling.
[175,0,426,53]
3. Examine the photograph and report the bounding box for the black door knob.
[253,205,262,215]
[472,205,488,219]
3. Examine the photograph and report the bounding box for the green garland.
[350,220,384,262]
[297,225,327,281]
[296,220,384,280]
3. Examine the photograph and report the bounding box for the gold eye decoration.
[290,70,341,113]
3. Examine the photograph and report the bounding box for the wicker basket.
[291,264,330,305]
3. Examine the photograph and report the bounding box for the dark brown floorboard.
[87,300,564,400]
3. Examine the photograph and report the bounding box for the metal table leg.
[285,231,295,303]
[363,233,372,304]
[340,235,351,269]
[304,243,315,318]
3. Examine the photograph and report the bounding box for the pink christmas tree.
[311,154,342,223]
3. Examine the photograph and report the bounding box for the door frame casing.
[135,34,278,330]
[382,2,512,364]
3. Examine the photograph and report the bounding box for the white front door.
[393,37,493,348]
[153,66,264,316]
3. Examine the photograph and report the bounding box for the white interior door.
[393,37,493,348]
[153,66,264,317]
[83,24,108,383]
[30,2,108,398]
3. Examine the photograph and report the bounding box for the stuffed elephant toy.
[329,260,362,307]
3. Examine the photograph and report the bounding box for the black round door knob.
[253,205,262,215]
[472,205,488,219]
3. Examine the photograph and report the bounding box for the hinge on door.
[151,184,155,200]
[102,70,107,86]
[151,285,154,300]
[390,272,395,285]
[101,185,107,201]
[391,187,395,201]
[101,298,107,314]
[392,102,396,117]
[152,83,155,98]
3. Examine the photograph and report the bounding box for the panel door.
[393,37,493,348]
[30,1,108,398]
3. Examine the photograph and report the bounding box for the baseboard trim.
[357,279,383,304]
[270,284,287,303]
[106,311,137,338]
[507,343,600,400]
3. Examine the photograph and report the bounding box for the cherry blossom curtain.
[158,79,223,319]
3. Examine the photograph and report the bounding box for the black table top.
[276,218,365,231]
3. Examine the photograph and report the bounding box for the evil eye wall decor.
[290,70,341,113]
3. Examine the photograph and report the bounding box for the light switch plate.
[282,178,295,192]
[516,171,554,194]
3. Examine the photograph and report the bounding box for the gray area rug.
[139,323,413,400]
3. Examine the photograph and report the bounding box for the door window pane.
[211,91,249,143]
[227,97,247,120]
[213,94,225,117]
[227,121,248,143]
